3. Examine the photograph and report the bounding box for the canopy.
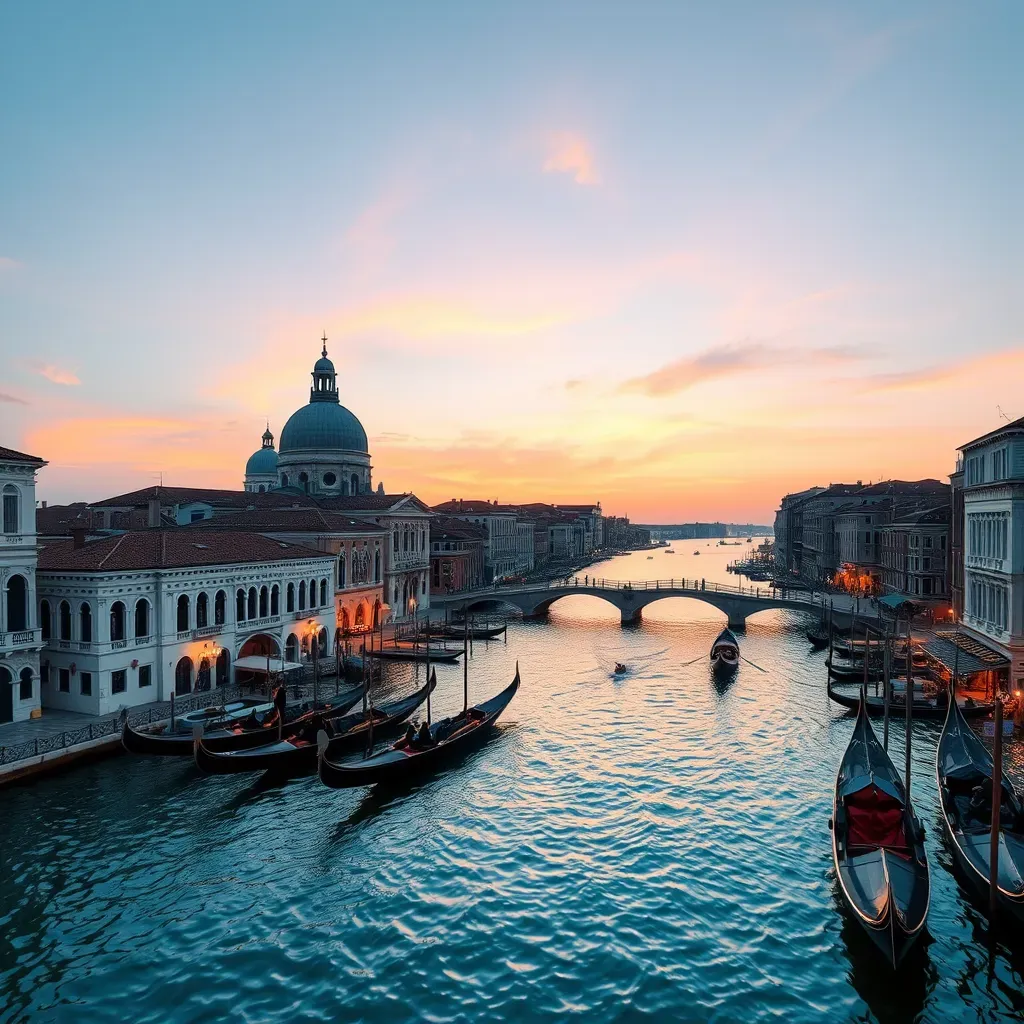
[233,655,304,674]
[919,633,1008,677]
[879,594,917,610]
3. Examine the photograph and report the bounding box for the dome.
[314,355,336,375]
[279,402,368,453]
[245,446,279,475]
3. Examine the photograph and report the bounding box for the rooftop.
[0,445,46,466]
[184,507,384,535]
[93,485,299,510]
[958,415,1024,452]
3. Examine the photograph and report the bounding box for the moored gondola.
[830,695,930,967]
[368,647,462,664]
[807,624,830,649]
[710,629,740,675]
[827,676,993,720]
[193,673,437,776]
[122,682,366,756]
[317,664,520,789]
[936,695,1024,924]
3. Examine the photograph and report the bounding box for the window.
[216,649,230,686]
[271,585,279,616]
[174,657,192,696]
[237,588,246,621]
[309,578,317,608]
[374,549,380,581]
[59,668,70,693]
[176,594,189,632]
[111,670,127,695]
[40,600,51,641]
[196,592,209,628]
[280,473,289,487]
[2,484,19,534]
[286,582,295,612]
[247,587,257,619]
[320,579,328,606]
[138,665,152,688]
[6,574,27,632]
[351,473,359,495]
[135,599,149,638]
[80,671,92,696]
[299,580,306,610]
[215,590,226,625]
[59,600,72,640]
[259,586,268,618]
[323,472,336,487]
[189,511,205,523]
[338,554,346,588]
[19,668,32,700]
[80,603,92,643]
[110,601,126,642]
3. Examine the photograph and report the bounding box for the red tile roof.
[0,445,46,465]
[432,499,521,515]
[430,515,487,541]
[92,485,300,509]
[183,507,384,534]
[37,530,330,572]
[317,493,431,513]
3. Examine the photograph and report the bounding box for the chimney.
[71,526,87,549]
[147,497,161,528]
[41,500,47,509]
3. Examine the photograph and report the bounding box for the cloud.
[564,378,583,391]
[35,364,81,386]
[0,257,20,272]
[620,342,861,397]
[0,392,28,405]
[543,132,599,185]
[859,349,1024,395]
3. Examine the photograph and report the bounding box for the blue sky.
[1,2,1021,520]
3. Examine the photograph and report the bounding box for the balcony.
[193,623,223,639]
[0,627,42,651]
[966,555,1006,572]
[0,532,29,547]
[237,614,281,631]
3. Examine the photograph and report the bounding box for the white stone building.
[1,446,47,723]
[957,416,1024,691]
[430,500,533,581]
[37,531,336,716]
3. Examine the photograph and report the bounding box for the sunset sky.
[1,2,1021,523]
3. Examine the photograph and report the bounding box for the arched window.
[79,603,92,643]
[402,579,408,608]
[286,582,295,612]
[393,584,399,605]
[247,586,257,619]
[196,657,211,692]
[318,627,328,656]
[259,585,268,618]
[301,634,310,660]
[271,584,279,616]
[320,579,328,606]
[351,473,359,495]
[59,600,72,640]
[280,473,289,487]
[5,574,27,632]
[174,657,192,696]
[214,590,226,625]
[285,634,299,662]
[298,580,306,610]
[354,603,365,628]
[403,530,409,552]
[216,648,230,686]
[374,549,381,582]
[2,484,19,534]
[309,578,317,608]
[236,588,246,621]
[299,471,309,492]
[196,592,209,628]
[135,599,149,638]
[341,608,350,633]
[338,553,346,588]
[176,594,189,633]
[19,667,32,700]
[393,529,399,551]
[258,485,266,493]
[40,599,51,641]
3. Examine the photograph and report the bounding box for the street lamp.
[202,641,222,691]
[305,618,320,708]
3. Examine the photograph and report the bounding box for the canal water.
[2,545,1023,1023]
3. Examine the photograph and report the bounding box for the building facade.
[36,531,336,716]
[0,446,47,723]
[878,506,951,605]
[431,500,532,581]
[430,517,486,595]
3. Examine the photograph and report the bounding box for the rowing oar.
[740,656,767,673]
[681,655,706,667]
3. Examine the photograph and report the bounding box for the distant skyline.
[1,2,1021,521]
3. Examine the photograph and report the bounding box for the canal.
[1,545,1022,1022]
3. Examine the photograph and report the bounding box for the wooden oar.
[681,655,706,667]
[740,655,767,673]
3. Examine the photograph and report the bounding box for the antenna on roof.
[997,405,1011,423]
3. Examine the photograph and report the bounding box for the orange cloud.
[35,364,81,386]
[860,348,1024,394]
[543,132,599,185]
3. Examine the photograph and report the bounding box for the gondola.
[426,624,507,641]
[828,659,884,682]
[936,695,1024,924]
[827,676,994,720]
[194,673,437,776]
[807,624,830,649]
[368,647,462,664]
[121,682,366,756]
[317,665,520,789]
[830,695,930,967]
[710,628,740,675]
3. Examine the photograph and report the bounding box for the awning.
[918,632,1009,677]
[879,594,917,610]
[233,655,305,674]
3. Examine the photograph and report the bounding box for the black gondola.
[121,682,366,756]
[935,695,1024,924]
[830,695,930,968]
[369,647,462,664]
[317,664,520,789]
[807,624,830,649]
[426,624,507,641]
[193,674,437,776]
[827,676,993,720]
[710,628,740,675]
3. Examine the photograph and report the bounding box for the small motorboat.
[936,694,1024,924]
[693,550,700,556]
[646,556,654,560]
[710,628,740,675]
[318,666,521,789]
[830,694,930,967]
[194,674,436,776]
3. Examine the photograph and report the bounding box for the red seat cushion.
[846,785,908,851]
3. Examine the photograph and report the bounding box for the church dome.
[314,355,336,375]
[246,445,279,474]
[279,402,368,453]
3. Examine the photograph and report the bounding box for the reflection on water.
[1,546,1022,1023]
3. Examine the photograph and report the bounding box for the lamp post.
[202,642,222,693]
[306,618,320,709]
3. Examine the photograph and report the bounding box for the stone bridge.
[433,576,830,630]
